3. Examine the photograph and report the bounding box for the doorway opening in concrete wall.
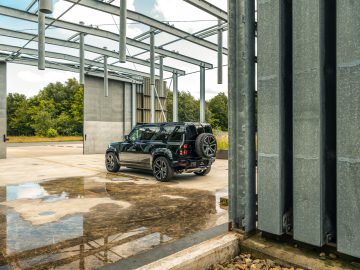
[4,63,84,159]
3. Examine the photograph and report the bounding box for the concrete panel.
[293,0,336,246]
[257,0,292,235]
[336,0,360,258]
[84,75,130,154]
[0,62,6,159]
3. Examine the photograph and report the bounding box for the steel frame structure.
[0,0,227,126]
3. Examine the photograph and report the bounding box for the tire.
[153,156,174,182]
[194,166,211,176]
[105,152,120,172]
[195,133,217,158]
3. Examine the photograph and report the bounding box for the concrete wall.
[84,75,131,154]
[337,0,360,258]
[0,62,6,159]
[257,0,292,236]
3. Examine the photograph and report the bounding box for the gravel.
[208,253,304,270]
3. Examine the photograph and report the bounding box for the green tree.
[208,92,228,131]
[167,90,200,122]
[7,93,34,135]
[7,78,84,137]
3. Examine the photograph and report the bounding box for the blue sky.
[0,0,228,100]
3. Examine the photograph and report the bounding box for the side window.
[129,127,141,141]
[153,126,174,141]
[168,126,185,142]
[139,126,159,141]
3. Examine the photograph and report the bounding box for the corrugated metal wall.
[136,78,167,124]
[256,0,359,258]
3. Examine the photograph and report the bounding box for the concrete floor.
[0,143,228,269]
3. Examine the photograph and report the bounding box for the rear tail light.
[180,144,189,156]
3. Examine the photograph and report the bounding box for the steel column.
[200,66,205,123]
[217,20,223,84]
[172,72,178,122]
[0,62,6,159]
[79,21,85,85]
[132,83,137,127]
[39,0,53,14]
[38,11,45,70]
[119,0,126,63]
[159,56,164,97]
[150,29,155,123]
[293,0,336,246]
[257,0,293,236]
[228,0,256,233]
[104,49,108,97]
[336,0,360,258]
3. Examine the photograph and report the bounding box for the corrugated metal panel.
[336,0,360,258]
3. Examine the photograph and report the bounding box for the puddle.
[0,174,227,269]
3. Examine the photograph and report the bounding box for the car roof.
[136,122,211,127]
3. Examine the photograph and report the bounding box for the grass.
[8,136,83,143]
[214,130,229,151]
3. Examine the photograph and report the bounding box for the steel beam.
[0,44,156,79]
[217,20,223,84]
[64,0,227,54]
[0,27,185,75]
[26,0,37,12]
[228,0,256,233]
[199,66,206,122]
[104,51,108,97]
[38,11,45,70]
[0,53,141,83]
[184,0,228,21]
[0,6,212,68]
[79,21,85,85]
[172,72,178,122]
[150,29,155,123]
[119,0,126,63]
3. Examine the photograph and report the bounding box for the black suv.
[105,122,217,181]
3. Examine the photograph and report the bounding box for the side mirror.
[124,135,129,141]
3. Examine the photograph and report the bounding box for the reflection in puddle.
[0,175,227,269]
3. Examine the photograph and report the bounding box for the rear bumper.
[171,157,215,169]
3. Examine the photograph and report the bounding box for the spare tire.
[195,133,217,158]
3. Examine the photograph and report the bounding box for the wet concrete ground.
[0,144,228,269]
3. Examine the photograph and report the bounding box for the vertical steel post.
[200,66,206,122]
[150,28,156,123]
[119,0,127,63]
[39,0,53,14]
[337,0,360,258]
[104,47,108,97]
[159,56,164,97]
[173,72,178,122]
[228,0,256,233]
[38,11,45,70]
[217,20,223,84]
[132,83,137,127]
[79,21,85,85]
